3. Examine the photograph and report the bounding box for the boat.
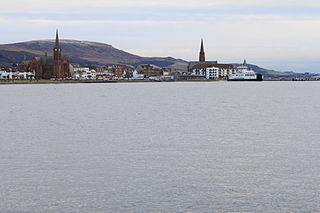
[228,60,263,81]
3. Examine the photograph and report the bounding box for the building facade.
[192,64,238,79]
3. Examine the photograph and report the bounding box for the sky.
[1,0,320,72]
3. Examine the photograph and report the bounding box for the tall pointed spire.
[53,29,62,78]
[243,59,247,66]
[55,29,60,49]
[199,38,205,62]
[200,38,204,52]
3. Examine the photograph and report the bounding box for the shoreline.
[0,79,212,85]
[0,79,319,85]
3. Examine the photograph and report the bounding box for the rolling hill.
[0,40,188,72]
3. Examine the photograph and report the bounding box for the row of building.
[1,31,249,81]
[71,64,173,80]
[0,30,174,81]
[0,63,174,81]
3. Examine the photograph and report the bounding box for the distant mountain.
[0,40,188,72]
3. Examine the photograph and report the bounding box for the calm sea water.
[0,82,320,213]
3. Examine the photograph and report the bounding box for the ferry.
[228,61,263,81]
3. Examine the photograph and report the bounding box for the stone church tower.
[29,30,71,79]
[53,30,62,78]
[199,38,205,62]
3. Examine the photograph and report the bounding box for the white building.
[69,64,75,77]
[73,67,97,80]
[0,71,35,80]
[192,64,238,80]
[87,69,97,79]
[132,70,145,79]
[205,67,219,79]
[0,71,13,79]
[14,72,35,79]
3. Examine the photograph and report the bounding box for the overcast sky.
[1,0,320,72]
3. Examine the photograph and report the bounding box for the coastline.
[0,79,319,85]
[0,79,211,85]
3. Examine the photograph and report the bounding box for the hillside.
[0,40,188,71]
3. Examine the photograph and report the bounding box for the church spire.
[53,29,61,59]
[55,29,60,49]
[53,29,62,78]
[199,38,205,62]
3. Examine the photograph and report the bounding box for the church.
[188,39,238,79]
[187,39,218,72]
[29,30,71,79]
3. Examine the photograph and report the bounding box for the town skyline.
[2,30,316,82]
[1,0,320,72]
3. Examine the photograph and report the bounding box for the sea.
[0,82,319,213]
